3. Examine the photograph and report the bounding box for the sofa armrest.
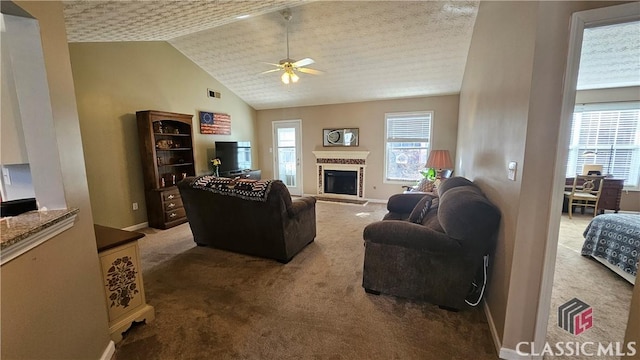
[363,220,461,254]
[386,193,436,214]
[287,196,316,217]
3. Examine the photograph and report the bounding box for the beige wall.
[576,86,640,212]
[2,1,111,359]
[457,1,536,344]
[458,0,626,352]
[256,95,459,200]
[624,272,640,358]
[69,42,257,228]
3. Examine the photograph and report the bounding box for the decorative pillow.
[427,197,439,213]
[416,178,436,193]
[420,197,442,229]
[408,196,433,224]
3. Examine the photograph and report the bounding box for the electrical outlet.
[132,202,139,211]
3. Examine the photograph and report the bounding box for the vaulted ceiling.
[62,1,639,110]
[62,0,478,110]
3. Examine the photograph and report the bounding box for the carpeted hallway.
[114,201,498,359]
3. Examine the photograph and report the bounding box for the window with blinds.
[566,102,640,188]
[384,111,432,182]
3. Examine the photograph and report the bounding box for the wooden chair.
[564,175,605,219]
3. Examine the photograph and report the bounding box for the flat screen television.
[215,141,252,173]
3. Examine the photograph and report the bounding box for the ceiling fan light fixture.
[281,71,290,84]
[281,68,299,84]
[263,9,321,85]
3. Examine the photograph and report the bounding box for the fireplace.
[324,170,357,195]
[312,150,370,199]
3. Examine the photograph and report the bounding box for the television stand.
[219,169,261,180]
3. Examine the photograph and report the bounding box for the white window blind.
[566,102,640,188]
[384,112,432,182]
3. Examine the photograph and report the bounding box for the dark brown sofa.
[362,177,501,310]
[178,176,316,263]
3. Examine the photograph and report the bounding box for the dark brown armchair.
[178,176,316,263]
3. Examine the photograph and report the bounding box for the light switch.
[508,161,517,181]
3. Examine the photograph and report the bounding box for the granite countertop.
[0,208,79,251]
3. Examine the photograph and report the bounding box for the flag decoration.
[199,111,231,135]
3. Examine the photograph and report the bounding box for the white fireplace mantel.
[312,150,370,160]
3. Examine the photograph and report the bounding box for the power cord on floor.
[465,254,489,307]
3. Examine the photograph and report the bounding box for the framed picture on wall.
[323,128,359,147]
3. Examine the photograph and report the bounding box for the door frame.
[535,2,640,354]
[271,119,303,196]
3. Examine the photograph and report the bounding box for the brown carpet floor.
[114,201,498,360]
[545,213,633,359]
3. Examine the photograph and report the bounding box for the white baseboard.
[483,301,533,359]
[484,301,503,357]
[122,222,148,231]
[303,193,388,205]
[364,198,388,204]
[499,348,534,360]
[484,301,540,360]
[100,340,115,360]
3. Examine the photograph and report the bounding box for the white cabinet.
[95,225,154,343]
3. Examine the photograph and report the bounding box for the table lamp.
[425,150,453,180]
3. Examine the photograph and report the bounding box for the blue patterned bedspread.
[582,214,640,277]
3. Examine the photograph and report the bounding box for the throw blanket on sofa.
[190,175,276,202]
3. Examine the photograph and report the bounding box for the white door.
[273,120,302,196]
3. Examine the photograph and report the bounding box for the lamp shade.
[426,150,453,169]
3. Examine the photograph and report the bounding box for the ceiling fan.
[261,9,322,84]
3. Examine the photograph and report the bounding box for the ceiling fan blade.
[298,67,323,75]
[261,62,284,68]
[260,69,282,74]
[293,58,315,67]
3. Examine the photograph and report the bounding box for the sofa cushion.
[386,193,432,215]
[438,186,500,252]
[437,176,475,197]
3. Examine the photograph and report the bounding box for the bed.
[582,213,640,284]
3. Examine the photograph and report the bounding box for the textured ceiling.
[63,0,311,42]
[62,1,639,110]
[577,20,640,91]
[63,0,479,110]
